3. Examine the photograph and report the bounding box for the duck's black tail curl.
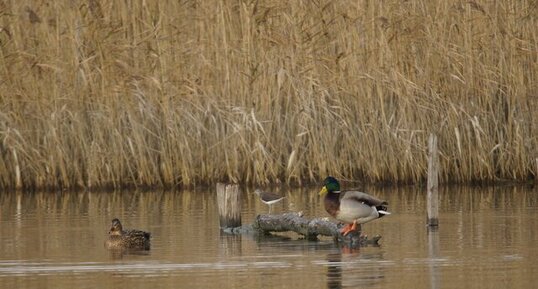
[376,205,391,217]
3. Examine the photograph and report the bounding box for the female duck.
[105,218,151,250]
[319,176,390,236]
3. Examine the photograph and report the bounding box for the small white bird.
[254,189,285,213]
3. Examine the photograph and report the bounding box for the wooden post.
[12,149,22,190]
[535,158,538,183]
[427,134,439,226]
[217,183,242,228]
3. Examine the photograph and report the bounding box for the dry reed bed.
[0,1,536,190]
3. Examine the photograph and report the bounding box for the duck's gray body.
[331,191,389,225]
[320,177,390,230]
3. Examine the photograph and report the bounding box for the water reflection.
[427,227,440,289]
[324,248,388,289]
[219,234,242,257]
[326,252,343,289]
[107,248,152,260]
[0,185,536,289]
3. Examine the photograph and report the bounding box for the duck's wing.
[341,191,388,207]
[126,229,151,239]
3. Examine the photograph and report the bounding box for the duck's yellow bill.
[319,186,328,196]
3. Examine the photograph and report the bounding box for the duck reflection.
[326,246,385,289]
[327,252,343,289]
[107,247,151,260]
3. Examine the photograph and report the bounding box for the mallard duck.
[105,218,151,250]
[254,189,285,213]
[319,176,390,236]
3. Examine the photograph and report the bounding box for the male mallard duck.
[319,176,390,236]
[254,189,285,213]
[105,218,151,250]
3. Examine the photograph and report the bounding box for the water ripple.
[0,260,292,276]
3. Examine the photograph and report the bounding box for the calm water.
[1,185,537,289]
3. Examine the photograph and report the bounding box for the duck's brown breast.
[324,192,340,218]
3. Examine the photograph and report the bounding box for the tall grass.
[0,0,536,190]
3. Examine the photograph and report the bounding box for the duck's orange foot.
[342,222,361,236]
[349,221,357,231]
[340,224,353,235]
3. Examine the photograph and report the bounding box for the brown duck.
[105,218,151,250]
[319,176,390,236]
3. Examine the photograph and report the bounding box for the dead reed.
[0,0,536,190]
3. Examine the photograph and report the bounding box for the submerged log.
[225,212,381,247]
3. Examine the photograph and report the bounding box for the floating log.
[253,212,335,240]
[217,183,242,228]
[427,134,439,226]
[225,212,381,247]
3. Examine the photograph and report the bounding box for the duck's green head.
[319,176,340,196]
[109,218,123,235]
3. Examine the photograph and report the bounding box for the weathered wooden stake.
[535,158,538,183]
[427,134,439,226]
[13,149,22,190]
[217,183,242,228]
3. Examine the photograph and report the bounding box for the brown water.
[1,185,537,289]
